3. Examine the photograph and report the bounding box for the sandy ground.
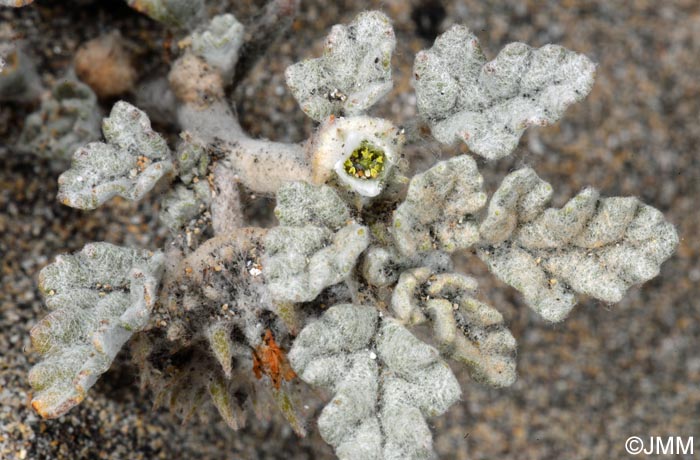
[1,0,699,459]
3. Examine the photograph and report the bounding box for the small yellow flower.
[343,140,385,180]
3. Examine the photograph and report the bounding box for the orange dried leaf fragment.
[252,329,296,389]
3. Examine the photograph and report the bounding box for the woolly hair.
[414,25,596,159]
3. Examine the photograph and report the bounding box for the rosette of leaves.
[29,243,164,418]
[289,304,461,460]
[414,25,596,159]
[477,167,679,322]
[285,11,396,121]
[19,79,102,163]
[57,101,174,210]
[20,9,682,459]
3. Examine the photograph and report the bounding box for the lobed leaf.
[57,101,173,210]
[414,25,596,159]
[289,304,461,460]
[477,168,679,322]
[274,181,351,230]
[391,155,487,256]
[264,223,369,303]
[391,269,517,387]
[190,14,244,79]
[19,79,101,162]
[285,11,395,121]
[30,243,164,418]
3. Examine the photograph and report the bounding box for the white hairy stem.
[210,160,244,235]
[177,101,311,195]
